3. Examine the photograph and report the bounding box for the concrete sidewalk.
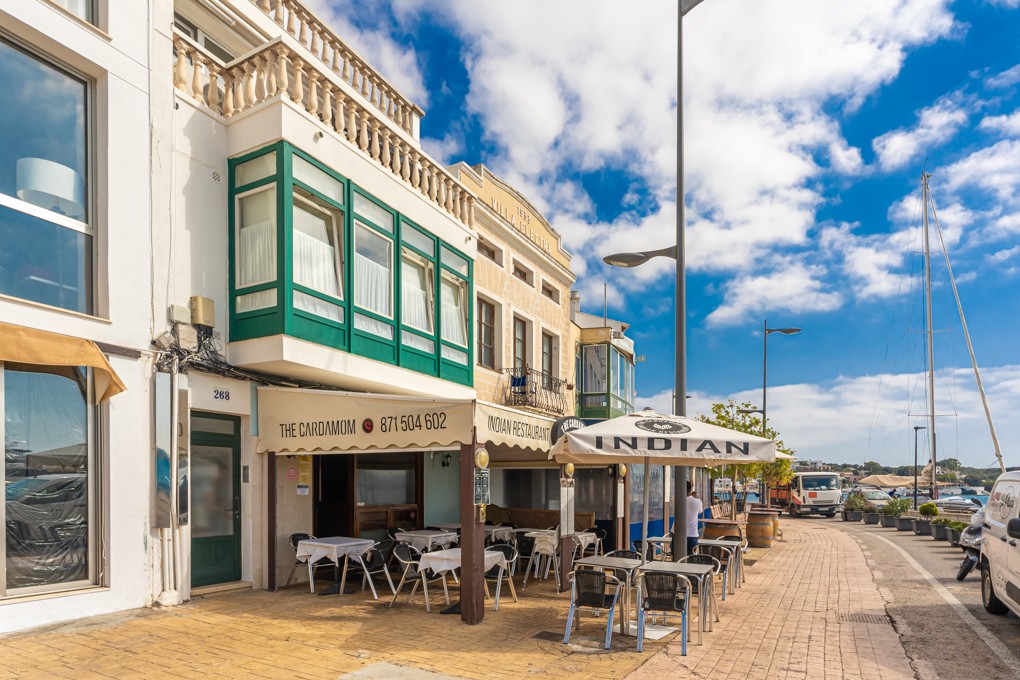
[628,521,916,680]
[0,523,915,680]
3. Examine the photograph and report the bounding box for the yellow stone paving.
[0,523,916,679]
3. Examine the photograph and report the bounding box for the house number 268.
[213,389,231,401]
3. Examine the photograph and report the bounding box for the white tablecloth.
[296,536,374,566]
[431,523,514,542]
[395,530,458,551]
[419,547,507,575]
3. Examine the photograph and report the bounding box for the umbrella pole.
[731,466,738,520]
[641,457,650,564]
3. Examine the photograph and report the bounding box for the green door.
[191,414,241,588]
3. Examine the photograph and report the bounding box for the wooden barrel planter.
[747,512,774,548]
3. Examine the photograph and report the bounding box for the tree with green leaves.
[697,400,796,517]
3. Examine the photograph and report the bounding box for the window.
[354,222,393,320]
[541,332,556,388]
[541,282,560,304]
[478,240,501,265]
[513,317,528,369]
[440,275,468,347]
[401,250,434,334]
[174,14,233,62]
[2,364,97,596]
[583,344,608,394]
[512,261,533,285]
[0,39,92,314]
[292,190,343,322]
[477,298,495,369]
[235,186,277,313]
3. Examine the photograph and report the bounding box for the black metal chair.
[348,540,397,599]
[679,553,722,623]
[517,534,537,579]
[636,571,691,654]
[388,543,450,613]
[284,533,335,589]
[695,544,732,599]
[484,543,518,609]
[563,569,624,650]
[587,526,608,556]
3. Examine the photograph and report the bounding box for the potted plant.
[881,498,909,527]
[948,521,968,545]
[842,493,867,522]
[863,503,881,525]
[913,502,938,535]
[931,517,950,541]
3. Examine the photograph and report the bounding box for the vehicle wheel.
[788,506,798,517]
[825,512,836,518]
[982,562,1009,615]
[957,557,976,581]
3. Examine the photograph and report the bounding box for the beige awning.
[256,386,474,454]
[475,401,556,463]
[0,322,126,402]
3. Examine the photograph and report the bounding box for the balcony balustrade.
[501,367,568,416]
[172,33,475,230]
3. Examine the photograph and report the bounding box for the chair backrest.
[574,569,610,609]
[641,572,690,612]
[592,526,608,541]
[517,535,536,555]
[719,534,743,543]
[696,544,730,566]
[681,553,721,573]
[369,539,398,568]
[393,542,421,567]
[607,549,641,561]
[289,532,311,549]
[485,543,517,577]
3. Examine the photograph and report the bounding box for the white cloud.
[706,261,843,326]
[945,139,1020,204]
[979,110,1020,137]
[422,133,463,165]
[872,95,969,171]
[985,64,1020,89]
[988,245,1020,263]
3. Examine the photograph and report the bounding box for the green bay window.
[0,38,92,315]
[228,142,473,386]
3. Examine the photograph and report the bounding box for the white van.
[769,472,842,517]
[980,470,1020,616]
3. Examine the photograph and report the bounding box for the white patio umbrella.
[550,409,777,561]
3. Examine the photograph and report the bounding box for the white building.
[0,0,155,632]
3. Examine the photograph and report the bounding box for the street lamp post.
[913,425,926,510]
[762,319,802,437]
[602,0,710,562]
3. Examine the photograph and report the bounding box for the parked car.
[980,471,1020,617]
[845,488,893,509]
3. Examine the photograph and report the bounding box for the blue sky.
[313,0,1020,470]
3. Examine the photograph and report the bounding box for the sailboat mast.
[922,172,939,500]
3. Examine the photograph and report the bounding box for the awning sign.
[257,387,473,453]
[475,402,555,451]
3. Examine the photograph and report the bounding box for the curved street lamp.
[762,320,801,437]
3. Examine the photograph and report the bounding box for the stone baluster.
[453,187,461,220]
[410,150,421,190]
[275,46,289,97]
[370,121,381,160]
[445,178,454,212]
[231,67,246,112]
[222,69,235,117]
[345,95,357,144]
[360,66,369,97]
[401,144,411,182]
[272,0,285,25]
[380,128,391,168]
[244,62,257,108]
[341,48,351,82]
[464,196,475,227]
[286,2,298,36]
[321,83,334,129]
[207,65,221,112]
[335,91,348,138]
[307,71,321,118]
[310,24,321,57]
[265,50,278,97]
[390,138,402,175]
[174,40,189,93]
[358,109,370,152]
[253,56,267,103]
[330,42,341,75]
[256,0,270,11]
[419,162,431,198]
[428,165,439,201]
[291,59,304,107]
[298,12,310,47]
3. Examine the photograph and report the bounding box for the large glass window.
[401,250,434,334]
[356,453,415,505]
[3,364,95,595]
[235,187,277,313]
[513,317,528,369]
[542,332,555,388]
[0,39,91,314]
[292,191,343,321]
[440,275,468,347]
[354,223,392,318]
[477,298,495,369]
[583,345,608,394]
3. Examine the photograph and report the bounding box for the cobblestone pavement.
[1,522,915,680]
[628,520,916,680]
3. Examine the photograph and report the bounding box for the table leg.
[493,565,503,611]
[339,555,350,596]
[698,574,706,644]
[307,561,315,594]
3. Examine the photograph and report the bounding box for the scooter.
[956,508,984,581]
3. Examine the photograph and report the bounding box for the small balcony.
[500,367,568,416]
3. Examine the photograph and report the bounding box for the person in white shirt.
[686,481,703,556]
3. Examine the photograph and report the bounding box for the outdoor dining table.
[432,522,515,543]
[418,547,513,610]
[295,536,374,595]
[573,555,643,636]
[394,529,458,552]
[698,537,744,594]
[636,561,715,645]
[644,535,673,560]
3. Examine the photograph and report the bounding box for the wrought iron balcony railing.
[501,367,568,415]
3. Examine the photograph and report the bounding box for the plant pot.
[842,511,850,522]
[863,513,881,525]
[895,517,914,531]
[932,524,949,540]
[913,519,932,536]
[845,511,864,522]
[880,515,897,528]
[949,528,962,545]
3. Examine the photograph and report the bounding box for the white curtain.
[238,220,275,288]
[441,278,467,346]
[401,258,432,332]
[293,230,340,297]
[355,225,392,316]
[584,345,607,392]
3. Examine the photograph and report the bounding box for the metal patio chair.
[484,543,519,609]
[563,569,624,650]
[678,553,722,623]
[348,540,397,599]
[284,533,335,588]
[636,571,691,654]
[388,543,450,613]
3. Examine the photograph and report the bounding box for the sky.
[310,0,1020,471]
